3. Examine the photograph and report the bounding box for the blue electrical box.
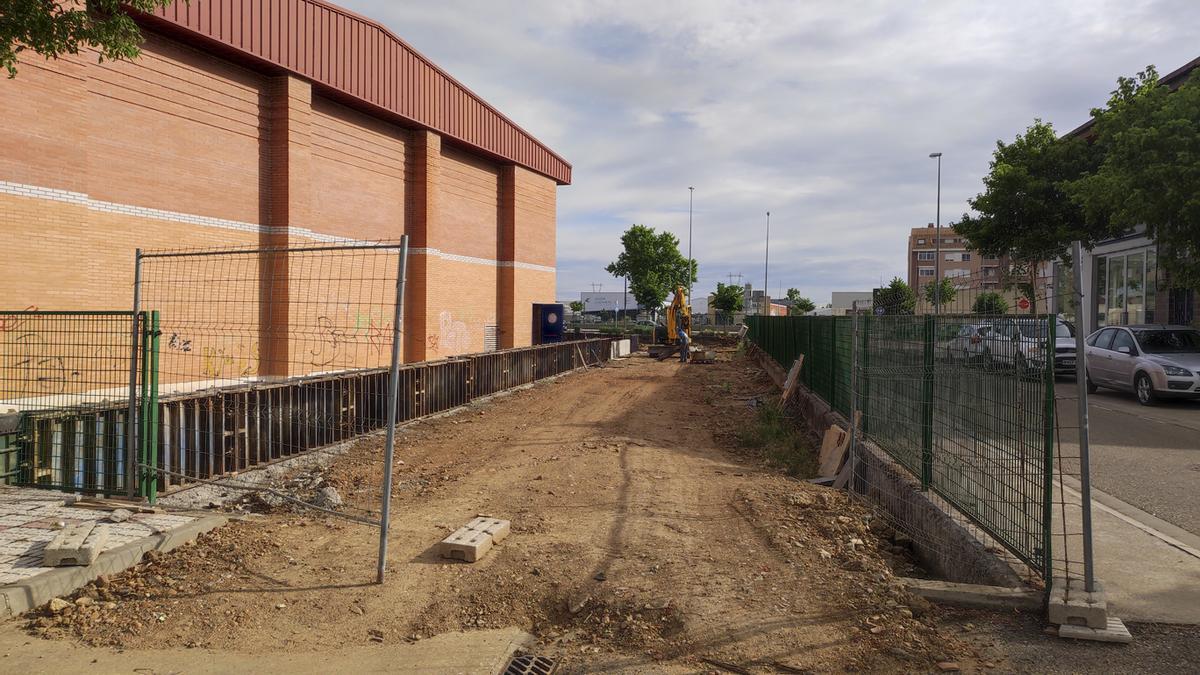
[532,303,564,344]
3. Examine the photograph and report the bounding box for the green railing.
[746,314,1055,581]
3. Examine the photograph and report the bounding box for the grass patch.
[736,402,816,477]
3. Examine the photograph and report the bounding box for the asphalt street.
[1055,376,1200,536]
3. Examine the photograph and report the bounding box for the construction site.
[3,2,1200,674]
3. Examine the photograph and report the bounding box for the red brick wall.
[0,28,557,376]
[310,95,407,240]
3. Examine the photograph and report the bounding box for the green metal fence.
[746,314,1055,580]
[0,310,157,497]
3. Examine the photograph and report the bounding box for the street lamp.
[763,211,770,315]
[929,152,942,315]
[688,187,695,302]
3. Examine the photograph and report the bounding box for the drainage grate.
[503,654,556,675]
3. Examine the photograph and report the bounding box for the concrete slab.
[1059,617,1133,644]
[901,578,1042,612]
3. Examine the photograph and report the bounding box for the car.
[981,317,1074,374]
[1084,324,1200,405]
[941,323,993,362]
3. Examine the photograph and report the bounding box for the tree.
[711,282,744,323]
[568,300,584,314]
[785,288,815,315]
[1,1,177,78]
[605,225,696,314]
[1067,67,1200,288]
[922,277,958,308]
[873,277,916,315]
[955,120,1104,314]
[973,292,1010,315]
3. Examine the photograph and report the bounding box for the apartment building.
[907,225,1002,294]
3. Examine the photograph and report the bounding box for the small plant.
[736,402,816,477]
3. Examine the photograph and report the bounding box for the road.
[1056,376,1200,536]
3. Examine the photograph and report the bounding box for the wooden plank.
[779,356,805,406]
[817,424,849,477]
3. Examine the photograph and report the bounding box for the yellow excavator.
[651,285,692,361]
[664,285,691,345]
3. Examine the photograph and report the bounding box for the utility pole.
[688,186,695,302]
[726,273,743,285]
[763,211,771,315]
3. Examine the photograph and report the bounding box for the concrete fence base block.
[1048,577,1108,629]
[43,523,108,567]
[900,578,1042,611]
[1058,617,1132,643]
[438,517,511,563]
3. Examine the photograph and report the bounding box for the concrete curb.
[901,577,1042,612]
[0,514,227,618]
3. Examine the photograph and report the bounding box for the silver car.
[1084,325,1200,405]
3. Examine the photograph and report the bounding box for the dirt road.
[12,350,977,672]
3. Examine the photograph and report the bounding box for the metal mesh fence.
[746,306,1057,580]
[135,241,406,504]
[0,311,137,412]
[0,311,145,494]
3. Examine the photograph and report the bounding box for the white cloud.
[341,0,1200,303]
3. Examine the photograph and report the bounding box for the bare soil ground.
[18,349,992,672]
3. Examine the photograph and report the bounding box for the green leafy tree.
[873,277,916,315]
[973,292,1010,315]
[921,277,958,308]
[785,288,815,315]
[955,120,1103,314]
[711,282,744,323]
[605,225,696,314]
[1067,67,1200,288]
[568,300,584,314]
[1,1,179,78]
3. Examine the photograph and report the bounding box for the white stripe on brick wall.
[0,180,555,273]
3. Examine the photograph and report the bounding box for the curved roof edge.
[139,0,571,184]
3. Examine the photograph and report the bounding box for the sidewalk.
[0,486,225,616]
[1055,476,1200,625]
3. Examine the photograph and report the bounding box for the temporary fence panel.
[0,310,152,496]
[745,313,1055,580]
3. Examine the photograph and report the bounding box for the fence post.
[1042,313,1056,587]
[377,235,409,584]
[829,317,838,405]
[139,311,160,504]
[126,250,143,497]
[861,314,871,435]
[920,314,935,490]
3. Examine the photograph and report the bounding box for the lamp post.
[763,211,770,315]
[929,152,943,315]
[688,186,695,302]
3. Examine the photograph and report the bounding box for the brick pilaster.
[404,130,442,361]
[259,75,312,377]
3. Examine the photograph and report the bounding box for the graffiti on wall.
[1,308,128,398]
[428,311,470,356]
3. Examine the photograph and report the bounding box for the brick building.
[0,0,569,364]
[906,225,1003,294]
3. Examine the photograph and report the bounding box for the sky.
[342,0,1200,305]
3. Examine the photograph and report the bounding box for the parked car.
[980,317,1076,375]
[942,323,993,362]
[1084,325,1200,405]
